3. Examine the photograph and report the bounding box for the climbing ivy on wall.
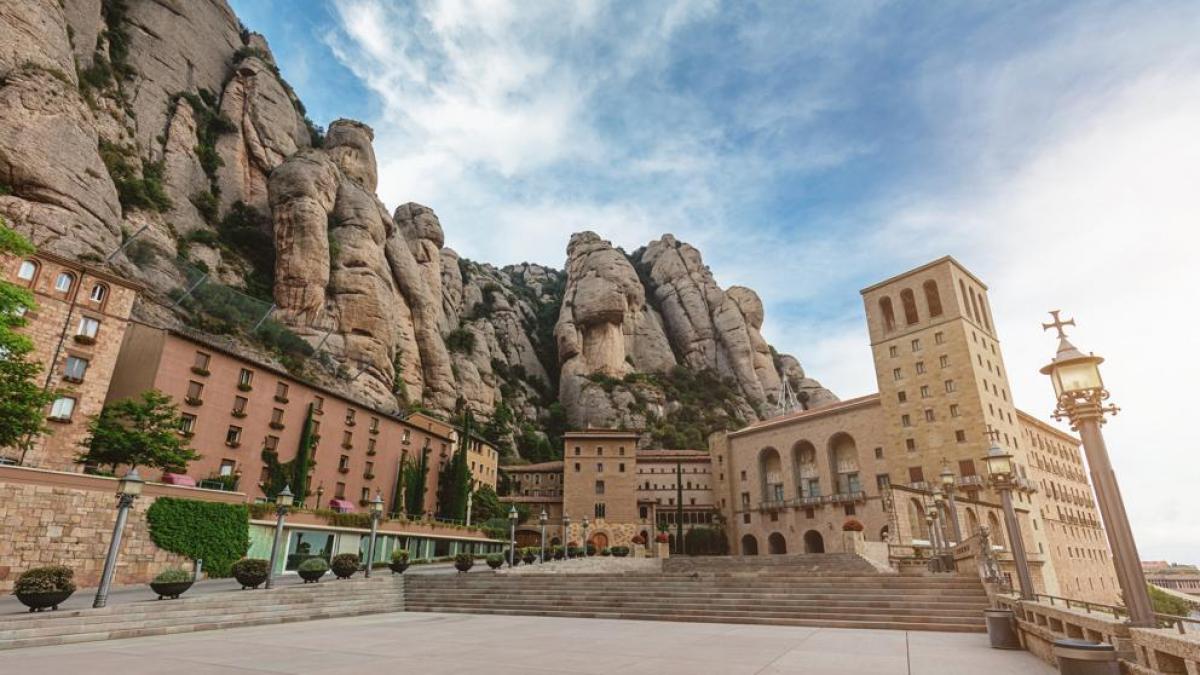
[145,497,250,577]
[261,403,316,505]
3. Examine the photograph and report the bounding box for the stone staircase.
[405,560,988,632]
[662,553,881,575]
[0,575,405,651]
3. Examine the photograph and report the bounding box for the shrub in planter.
[298,557,329,583]
[454,552,474,573]
[389,549,410,575]
[13,566,76,612]
[521,548,537,564]
[568,546,585,558]
[552,545,564,560]
[150,567,194,599]
[331,553,360,579]
[486,553,504,570]
[611,546,630,557]
[601,547,612,557]
[842,518,865,532]
[231,558,269,589]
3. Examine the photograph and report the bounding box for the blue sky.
[230,0,1200,562]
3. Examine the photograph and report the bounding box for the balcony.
[758,499,788,511]
[958,475,984,489]
[798,495,825,507]
[829,491,866,504]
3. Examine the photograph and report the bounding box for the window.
[595,503,606,519]
[401,428,410,443]
[275,382,289,401]
[54,272,74,292]
[958,459,976,476]
[17,260,37,281]
[314,396,324,413]
[597,446,604,456]
[219,459,236,477]
[911,338,921,352]
[574,446,581,455]
[879,297,896,331]
[264,435,279,451]
[232,395,247,413]
[950,404,960,417]
[618,446,625,455]
[955,430,967,443]
[619,462,626,473]
[924,408,935,422]
[908,466,925,483]
[901,414,912,427]
[915,361,926,374]
[179,413,196,434]
[740,470,747,481]
[225,426,242,446]
[76,316,99,338]
[944,379,956,393]
[874,447,884,459]
[335,482,346,499]
[63,356,88,382]
[888,345,898,358]
[919,385,930,398]
[370,417,380,432]
[49,396,76,421]
[365,461,374,477]
[595,480,605,494]
[339,455,350,471]
[186,381,205,401]
[923,280,943,317]
[876,473,891,489]
[897,391,907,403]
[361,487,370,502]
[596,462,603,473]
[574,462,581,472]
[905,438,916,452]
[342,430,353,447]
[89,284,107,303]
[193,351,210,370]
[238,368,253,387]
[367,438,376,453]
[939,355,949,368]
[892,367,903,381]
[900,288,919,324]
[934,331,945,345]
[270,408,284,425]
[345,409,356,425]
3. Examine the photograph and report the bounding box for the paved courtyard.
[0,611,1053,674]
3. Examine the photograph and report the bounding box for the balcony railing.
[828,491,866,504]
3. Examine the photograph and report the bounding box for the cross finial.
[985,428,1002,444]
[1042,310,1075,339]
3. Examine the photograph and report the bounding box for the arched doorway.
[590,532,609,552]
[803,530,825,553]
[767,532,787,554]
[741,534,759,555]
[515,529,541,547]
[827,432,861,495]
[759,447,784,503]
[965,508,980,536]
[639,530,650,549]
[908,498,929,542]
[550,537,561,546]
[792,440,820,498]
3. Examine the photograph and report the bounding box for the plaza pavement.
[0,610,1054,674]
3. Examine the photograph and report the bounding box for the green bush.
[1149,584,1193,617]
[331,553,360,578]
[391,549,410,563]
[486,553,504,569]
[610,546,630,557]
[601,547,612,556]
[152,568,192,583]
[298,557,329,573]
[13,566,75,594]
[231,558,269,588]
[454,552,474,571]
[98,140,172,212]
[145,498,250,577]
[446,327,475,354]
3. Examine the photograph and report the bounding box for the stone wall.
[0,465,244,592]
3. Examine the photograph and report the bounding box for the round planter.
[234,571,268,589]
[149,580,193,600]
[522,556,536,565]
[16,590,74,613]
[298,568,326,583]
[486,559,503,570]
[388,561,409,575]
[454,560,473,573]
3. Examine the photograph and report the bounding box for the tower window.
[879,297,896,331]
[900,289,919,325]
[923,280,943,317]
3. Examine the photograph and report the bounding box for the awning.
[160,472,196,487]
[327,498,355,512]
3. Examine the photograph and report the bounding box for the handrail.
[1031,593,1200,634]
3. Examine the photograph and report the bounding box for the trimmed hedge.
[146,497,250,577]
[14,566,75,594]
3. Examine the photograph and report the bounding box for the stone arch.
[741,534,759,556]
[900,288,920,324]
[792,440,820,498]
[965,508,980,536]
[908,498,929,541]
[923,279,943,317]
[759,447,784,503]
[879,296,896,331]
[590,531,609,552]
[803,530,825,553]
[987,512,1005,548]
[767,532,787,554]
[827,432,861,496]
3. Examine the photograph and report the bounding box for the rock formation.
[0,0,835,457]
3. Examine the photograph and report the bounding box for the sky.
[229,0,1200,563]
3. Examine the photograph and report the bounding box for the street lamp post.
[562,514,570,560]
[265,485,293,590]
[982,437,1035,600]
[507,504,518,567]
[93,468,144,608]
[939,460,963,544]
[315,483,325,510]
[365,492,383,578]
[538,509,548,563]
[466,491,473,527]
[581,516,590,558]
[1040,312,1155,626]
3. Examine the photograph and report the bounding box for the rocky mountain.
[0,0,835,460]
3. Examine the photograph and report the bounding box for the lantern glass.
[118,468,144,497]
[508,505,519,521]
[984,451,1012,479]
[370,494,384,514]
[539,509,548,525]
[276,486,294,507]
[1053,359,1103,397]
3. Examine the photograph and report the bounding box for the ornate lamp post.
[538,509,548,563]
[365,492,384,578]
[93,468,144,608]
[1040,311,1155,626]
[562,514,570,559]
[939,459,963,544]
[315,483,325,510]
[982,437,1035,600]
[265,485,293,590]
[507,504,518,567]
[581,516,590,557]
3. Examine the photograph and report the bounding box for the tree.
[402,446,430,516]
[79,390,199,472]
[0,220,54,456]
[437,409,475,521]
[471,484,504,522]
